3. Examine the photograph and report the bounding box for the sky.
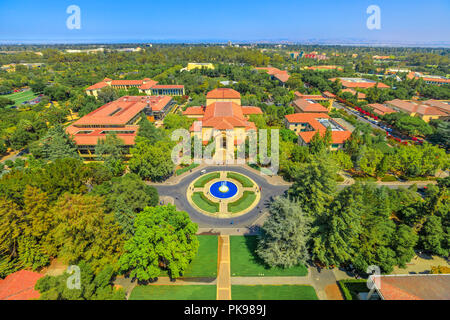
[0,0,449,45]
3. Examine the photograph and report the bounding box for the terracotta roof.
[368,103,396,116]
[241,106,263,115]
[342,88,366,99]
[386,99,447,116]
[323,91,336,98]
[330,77,389,89]
[183,106,205,116]
[139,80,159,90]
[86,81,109,90]
[191,102,260,131]
[294,92,325,100]
[422,100,450,114]
[206,88,241,99]
[72,96,172,126]
[285,113,351,144]
[255,67,290,82]
[371,274,450,300]
[111,80,145,86]
[0,270,44,300]
[293,98,329,113]
[66,125,138,146]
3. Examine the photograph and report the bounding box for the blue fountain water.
[210,180,238,199]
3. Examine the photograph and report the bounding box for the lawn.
[183,235,218,277]
[3,90,37,106]
[159,235,218,278]
[194,172,220,187]
[227,191,256,213]
[192,192,219,213]
[129,285,216,300]
[230,236,308,276]
[227,172,254,187]
[232,285,318,300]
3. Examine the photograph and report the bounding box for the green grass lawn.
[194,172,220,187]
[230,236,308,276]
[159,235,218,278]
[129,285,216,300]
[183,235,218,277]
[192,192,219,213]
[227,172,254,187]
[232,285,318,300]
[228,191,256,213]
[4,90,37,106]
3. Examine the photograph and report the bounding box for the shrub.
[338,279,368,300]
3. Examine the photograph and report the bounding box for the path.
[216,235,231,300]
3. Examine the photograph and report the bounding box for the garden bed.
[192,192,219,213]
[193,172,220,188]
[227,172,254,187]
[227,191,256,213]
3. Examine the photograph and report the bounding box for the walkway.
[216,235,231,300]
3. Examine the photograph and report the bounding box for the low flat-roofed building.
[86,78,184,97]
[421,100,450,117]
[365,274,450,300]
[368,103,396,116]
[66,95,173,159]
[385,99,447,122]
[330,77,390,89]
[284,113,352,150]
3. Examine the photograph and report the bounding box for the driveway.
[148,165,289,228]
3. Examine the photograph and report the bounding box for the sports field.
[3,90,37,106]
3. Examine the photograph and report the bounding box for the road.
[332,101,386,132]
[149,165,290,228]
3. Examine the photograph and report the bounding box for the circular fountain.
[209,180,238,199]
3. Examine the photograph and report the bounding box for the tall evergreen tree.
[256,197,311,268]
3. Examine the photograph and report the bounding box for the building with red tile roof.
[66,95,174,159]
[255,67,291,84]
[330,77,390,89]
[284,113,352,150]
[385,99,447,122]
[292,98,329,113]
[86,78,184,97]
[0,270,44,300]
[184,89,262,145]
[306,65,343,71]
[206,88,241,105]
[407,72,450,86]
[341,88,366,100]
[367,103,396,116]
[366,274,450,300]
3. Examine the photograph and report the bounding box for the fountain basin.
[209,181,238,199]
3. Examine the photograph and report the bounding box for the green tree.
[256,197,311,268]
[119,205,199,281]
[36,261,125,300]
[35,125,80,161]
[129,138,174,182]
[95,134,126,176]
[46,194,125,273]
[93,173,159,235]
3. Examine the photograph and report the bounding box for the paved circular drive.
[151,166,290,228]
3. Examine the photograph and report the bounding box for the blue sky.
[0,0,449,44]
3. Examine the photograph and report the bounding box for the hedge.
[227,172,254,187]
[192,192,219,213]
[194,172,220,188]
[228,191,256,213]
[338,279,368,300]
